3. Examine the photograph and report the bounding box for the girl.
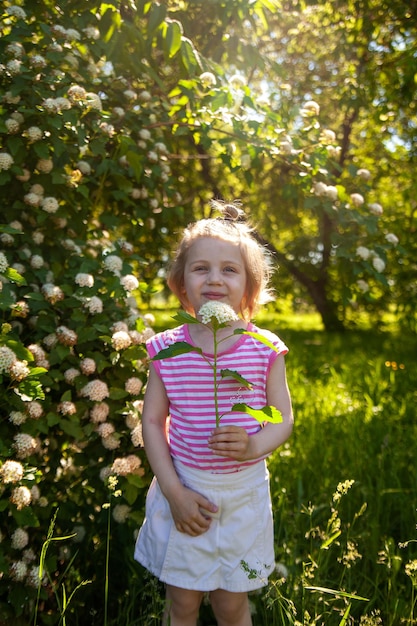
[135,201,294,626]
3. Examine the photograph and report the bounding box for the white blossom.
[198,302,239,325]
[368,202,383,216]
[120,274,139,291]
[385,233,399,245]
[0,460,24,484]
[356,246,370,260]
[41,197,59,214]
[200,72,216,88]
[301,100,320,116]
[357,168,372,181]
[372,257,386,273]
[81,380,110,402]
[350,193,365,207]
[357,279,369,292]
[11,529,29,550]
[75,273,94,288]
[125,377,143,395]
[0,152,14,171]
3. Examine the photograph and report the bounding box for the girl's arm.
[142,363,218,535]
[208,354,294,461]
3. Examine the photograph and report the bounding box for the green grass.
[137,310,417,624]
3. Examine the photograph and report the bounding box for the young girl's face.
[183,237,247,316]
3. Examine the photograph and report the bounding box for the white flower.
[356,246,370,260]
[125,377,143,395]
[90,402,109,424]
[103,254,123,274]
[26,401,43,419]
[0,152,14,171]
[138,129,151,141]
[41,283,64,304]
[9,360,30,381]
[111,454,141,476]
[30,55,47,69]
[36,158,53,173]
[120,274,139,292]
[10,561,28,582]
[368,202,383,216]
[9,411,26,426]
[229,74,246,89]
[11,529,29,550]
[30,255,44,269]
[198,302,239,325]
[81,380,110,402]
[6,118,20,133]
[41,197,59,213]
[56,326,77,346]
[350,193,365,207]
[27,126,43,142]
[77,160,91,175]
[357,279,369,293]
[357,168,372,181]
[372,257,385,273]
[131,424,144,447]
[6,5,27,19]
[75,273,94,288]
[0,460,24,484]
[325,185,338,201]
[6,59,22,75]
[320,129,336,144]
[301,100,320,117]
[84,296,103,314]
[64,368,80,384]
[80,358,96,375]
[0,252,9,272]
[112,330,132,351]
[200,72,216,88]
[10,486,32,509]
[385,233,399,245]
[101,435,120,451]
[139,90,151,102]
[112,504,131,523]
[0,346,17,373]
[57,401,77,416]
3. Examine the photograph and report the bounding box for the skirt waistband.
[173,458,268,491]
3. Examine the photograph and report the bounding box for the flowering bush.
[0,1,191,621]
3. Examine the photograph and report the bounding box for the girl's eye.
[224,266,236,273]
[194,265,207,271]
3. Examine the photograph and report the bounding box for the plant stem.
[213,325,220,427]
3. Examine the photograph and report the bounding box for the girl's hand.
[166,484,218,537]
[208,425,253,461]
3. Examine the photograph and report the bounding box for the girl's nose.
[207,269,222,284]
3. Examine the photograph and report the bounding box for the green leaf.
[234,329,281,353]
[220,369,253,389]
[231,404,283,424]
[165,19,183,58]
[109,387,129,400]
[320,530,342,549]
[151,341,202,360]
[16,379,45,401]
[304,586,369,602]
[172,310,199,325]
[4,267,26,285]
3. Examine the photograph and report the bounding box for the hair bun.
[211,199,245,222]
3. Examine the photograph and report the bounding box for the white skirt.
[134,459,275,592]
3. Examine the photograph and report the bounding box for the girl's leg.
[210,589,252,626]
[163,584,204,626]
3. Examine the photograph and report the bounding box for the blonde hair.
[167,200,274,320]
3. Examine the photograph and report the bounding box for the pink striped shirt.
[147,323,288,474]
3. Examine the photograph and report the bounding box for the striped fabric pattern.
[147,323,288,474]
